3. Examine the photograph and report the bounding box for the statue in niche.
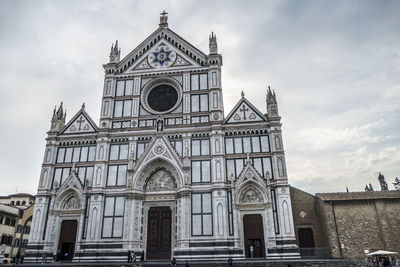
[63,196,81,210]
[146,169,174,191]
[378,172,388,191]
[156,116,163,132]
[241,188,263,203]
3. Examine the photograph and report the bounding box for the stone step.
[20,259,362,267]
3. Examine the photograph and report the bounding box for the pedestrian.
[16,252,21,264]
[171,257,176,266]
[140,250,144,262]
[53,249,57,262]
[41,252,46,264]
[228,257,233,266]
[185,260,190,267]
[21,253,24,264]
[128,250,131,263]
[131,250,136,263]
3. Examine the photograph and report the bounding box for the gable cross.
[240,104,249,120]
[183,116,190,124]
[77,116,85,130]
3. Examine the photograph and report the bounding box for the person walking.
[131,250,136,264]
[53,249,57,262]
[21,253,24,264]
[16,252,21,264]
[127,250,131,263]
[171,257,176,267]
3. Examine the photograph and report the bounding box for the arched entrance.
[146,206,172,259]
[58,220,78,261]
[243,214,265,258]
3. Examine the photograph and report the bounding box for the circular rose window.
[141,77,182,114]
[148,84,178,112]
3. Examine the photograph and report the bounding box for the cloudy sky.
[0,0,399,196]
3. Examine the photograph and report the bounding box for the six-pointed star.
[152,48,172,66]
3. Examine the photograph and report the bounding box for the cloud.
[0,0,399,196]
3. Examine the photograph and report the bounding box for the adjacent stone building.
[26,13,299,262]
[0,193,34,263]
[290,187,400,262]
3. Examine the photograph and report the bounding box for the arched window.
[11,219,16,226]
[45,149,51,162]
[22,201,26,205]
[278,158,285,177]
[275,135,281,150]
[25,226,31,234]
[16,201,20,206]
[5,217,10,225]
[10,201,15,205]
[0,215,3,224]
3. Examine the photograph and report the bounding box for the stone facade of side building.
[290,186,400,262]
[0,194,35,263]
[25,13,299,262]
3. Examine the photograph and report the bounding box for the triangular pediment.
[135,135,183,169]
[127,41,198,73]
[235,161,266,190]
[115,27,208,74]
[61,108,98,135]
[225,97,267,124]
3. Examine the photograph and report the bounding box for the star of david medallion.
[148,45,176,68]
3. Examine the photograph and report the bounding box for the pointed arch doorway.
[58,220,78,261]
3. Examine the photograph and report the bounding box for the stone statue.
[156,116,163,132]
[393,177,400,190]
[378,172,388,191]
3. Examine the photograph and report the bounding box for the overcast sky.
[0,0,399,196]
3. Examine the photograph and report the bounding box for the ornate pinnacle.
[241,91,245,98]
[209,31,218,54]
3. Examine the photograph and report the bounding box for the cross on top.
[240,104,249,120]
[77,116,85,130]
[160,10,168,25]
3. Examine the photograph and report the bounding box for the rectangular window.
[191,73,208,90]
[115,80,133,96]
[52,167,71,188]
[191,139,210,156]
[114,100,132,118]
[228,191,234,235]
[57,146,96,163]
[109,144,129,160]
[224,136,269,154]
[271,189,280,234]
[107,165,127,186]
[192,193,212,236]
[77,166,94,187]
[191,94,209,112]
[191,160,211,183]
[225,158,245,180]
[82,197,90,239]
[136,142,148,159]
[102,196,125,238]
[170,139,183,157]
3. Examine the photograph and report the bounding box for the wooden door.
[243,214,265,258]
[58,220,78,261]
[146,207,171,259]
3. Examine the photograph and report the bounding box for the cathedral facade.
[26,13,298,262]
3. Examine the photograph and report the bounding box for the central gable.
[225,97,267,124]
[116,27,208,74]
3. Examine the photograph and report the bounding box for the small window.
[191,160,211,183]
[191,74,208,90]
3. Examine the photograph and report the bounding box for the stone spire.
[266,86,279,118]
[209,32,218,54]
[109,40,121,63]
[159,10,168,28]
[50,102,66,132]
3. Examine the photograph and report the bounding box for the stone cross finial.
[160,10,168,26]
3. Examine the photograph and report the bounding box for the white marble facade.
[26,13,299,262]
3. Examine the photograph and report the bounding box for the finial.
[159,10,168,26]
[241,91,245,98]
[82,102,85,109]
[209,31,218,54]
